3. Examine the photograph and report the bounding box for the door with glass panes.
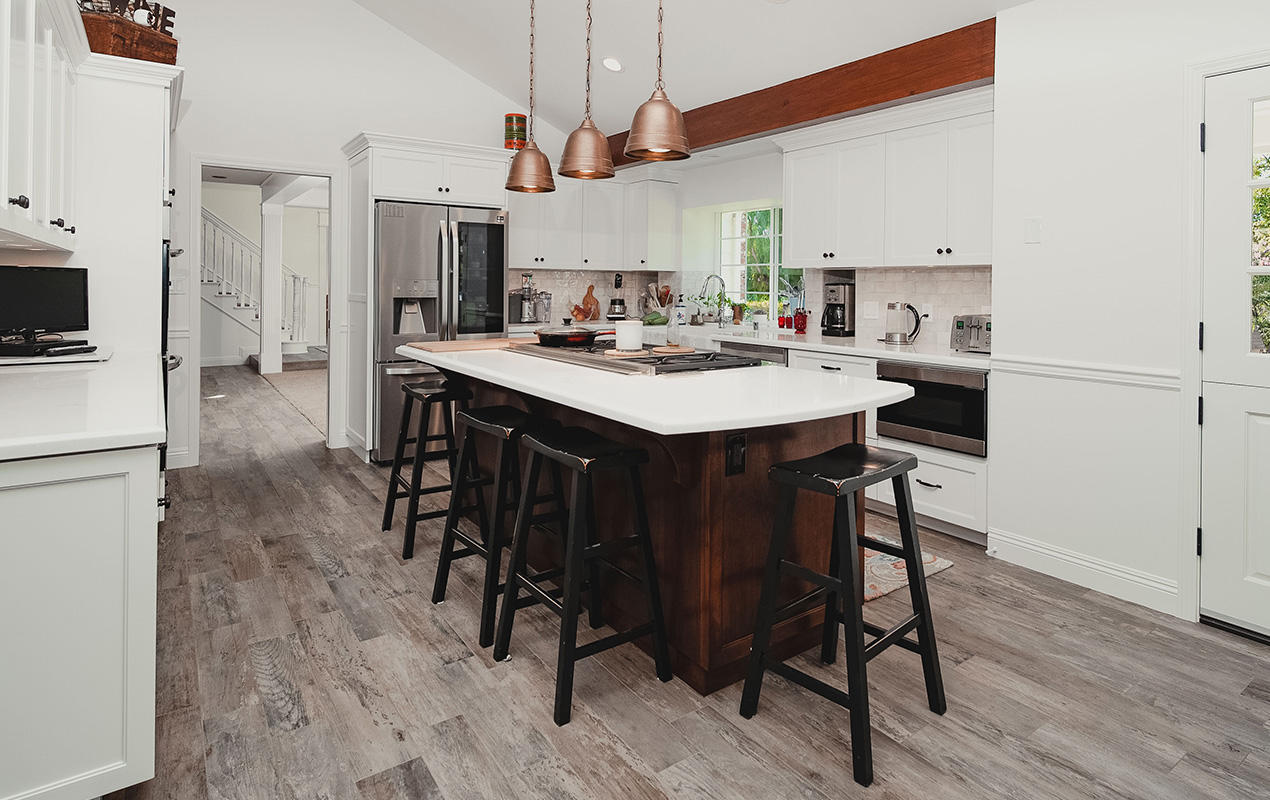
[1200,65,1270,637]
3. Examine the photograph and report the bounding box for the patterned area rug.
[864,535,953,602]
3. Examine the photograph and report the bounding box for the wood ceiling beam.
[608,18,996,167]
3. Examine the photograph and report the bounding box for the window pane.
[1256,187,1270,267]
[746,294,771,315]
[747,209,771,237]
[747,266,770,294]
[721,238,744,266]
[774,206,783,234]
[1254,275,1270,353]
[1255,99,1270,179]
[746,236,770,265]
[721,211,744,239]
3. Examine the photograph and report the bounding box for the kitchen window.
[719,207,803,315]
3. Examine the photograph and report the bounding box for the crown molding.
[342,132,510,161]
[50,0,91,66]
[773,86,994,152]
[78,53,183,89]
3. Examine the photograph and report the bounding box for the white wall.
[990,0,1270,615]
[166,0,569,466]
[201,183,261,245]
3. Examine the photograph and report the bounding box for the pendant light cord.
[656,0,665,90]
[584,0,594,120]
[528,0,536,140]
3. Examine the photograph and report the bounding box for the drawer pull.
[915,478,943,490]
[820,365,841,371]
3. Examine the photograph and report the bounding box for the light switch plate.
[863,301,879,320]
[1024,217,1043,244]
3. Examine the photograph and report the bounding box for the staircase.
[200,208,312,357]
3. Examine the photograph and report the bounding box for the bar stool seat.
[494,425,671,726]
[460,404,538,440]
[740,441,946,788]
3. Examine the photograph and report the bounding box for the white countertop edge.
[706,329,992,370]
[397,346,913,436]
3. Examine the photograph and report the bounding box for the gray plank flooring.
[108,365,1270,800]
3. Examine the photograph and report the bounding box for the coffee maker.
[822,283,855,337]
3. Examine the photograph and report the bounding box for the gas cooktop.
[509,343,762,375]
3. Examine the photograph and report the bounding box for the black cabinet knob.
[583,258,588,263]
[822,252,828,258]
[946,247,952,255]
[640,259,646,264]
[437,186,444,192]
[8,195,29,209]
[66,225,76,234]
[829,252,835,258]
[445,187,450,193]
[937,248,944,255]
[51,218,65,227]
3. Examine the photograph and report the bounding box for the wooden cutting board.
[405,338,523,352]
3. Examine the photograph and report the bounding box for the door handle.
[450,220,460,340]
[384,366,435,376]
[439,219,450,340]
[915,478,943,490]
[165,354,183,371]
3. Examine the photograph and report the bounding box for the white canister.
[614,320,644,352]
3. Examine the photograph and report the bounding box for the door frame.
[181,152,349,466]
[1180,48,1270,622]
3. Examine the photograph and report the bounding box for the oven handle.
[877,361,986,390]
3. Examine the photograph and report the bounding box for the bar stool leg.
[382,392,415,531]
[820,509,843,665]
[548,462,570,535]
[629,465,672,682]
[836,492,873,787]
[493,450,543,663]
[739,483,798,718]
[585,489,605,630]
[893,474,947,716]
[401,397,435,560]
[554,471,590,726]
[430,426,476,585]
[478,440,514,648]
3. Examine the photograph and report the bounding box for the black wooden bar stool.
[739,443,946,787]
[381,380,478,561]
[432,405,570,648]
[492,426,672,726]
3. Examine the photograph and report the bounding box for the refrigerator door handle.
[383,366,436,376]
[438,218,450,341]
[450,221,460,340]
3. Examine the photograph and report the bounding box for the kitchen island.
[396,344,912,694]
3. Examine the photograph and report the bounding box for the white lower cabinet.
[788,350,877,438]
[873,436,987,533]
[0,446,159,800]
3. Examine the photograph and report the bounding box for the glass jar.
[793,307,808,334]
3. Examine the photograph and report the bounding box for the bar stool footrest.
[774,586,830,626]
[862,616,923,660]
[779,560,843,594]
[765,659,853,710]
[573,623,655,661]
[857,535,906,559]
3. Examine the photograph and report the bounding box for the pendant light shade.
[507,0,555,192]
[625,1,690,161]
[558,0,615,179]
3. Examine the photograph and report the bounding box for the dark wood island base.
[464,379,867,696]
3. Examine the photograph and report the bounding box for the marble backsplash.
[853,266,992,346]
[511,269,659,321]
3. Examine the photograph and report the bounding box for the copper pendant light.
[506,0,555,192]
[625,0,690,161]
[558,0,615,179]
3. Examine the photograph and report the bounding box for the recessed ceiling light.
[602,57,623,73]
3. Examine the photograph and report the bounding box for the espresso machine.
[822,282,855,337]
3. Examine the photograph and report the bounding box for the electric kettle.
[884,302,923,345]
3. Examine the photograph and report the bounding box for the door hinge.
[1198,396,1204,425]
[1200,122,1206,152]
[1198,321,1204,351]
[1197,527,1203,557]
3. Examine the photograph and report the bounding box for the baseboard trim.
[987,527,1179,615]
[166,446,194,470]
[202,355,250,367]
[989,354,1181,391]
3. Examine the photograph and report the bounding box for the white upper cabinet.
[581,180,623,270]
[0,0,80,253]
[345,134,509,209]
[776,88,993,270]
[625,179,678,271]
[507,179,583,269]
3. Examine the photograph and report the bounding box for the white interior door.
[1199,65,1270,636]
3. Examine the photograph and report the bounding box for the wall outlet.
[863,301,879,320]
[921,303,933,318]
[1024,217,1043,244]
[725,433,746,476]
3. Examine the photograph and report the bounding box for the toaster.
[951,314,991,353]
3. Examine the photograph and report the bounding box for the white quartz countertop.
[706,328,992,370]
[0,351,167,462]
[396,345,913,436]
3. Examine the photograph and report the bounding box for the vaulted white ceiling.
[348,0,1030,140]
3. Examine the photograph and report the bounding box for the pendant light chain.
[584,0,594,121]
[655,1,665,90]
[528,0,536,140]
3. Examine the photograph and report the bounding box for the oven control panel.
[951,314,991,353]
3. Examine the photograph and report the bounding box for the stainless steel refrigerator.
[372,201,506,461]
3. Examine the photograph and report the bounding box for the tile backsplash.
[853,266,992,346]
[511,269,658,321]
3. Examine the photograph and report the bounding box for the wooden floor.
[110,365,1270,800]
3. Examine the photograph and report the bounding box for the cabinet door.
[6,0,34,222]
[581,180,624,270]
[372,149,446,202]
[783,145,836,269]
[945,112,993,266]
[445,155,508,207]
[30,5,50,227]
[787,350,877,438]
[833,135,886,267]
[884,122,949,267]
[538,178,583,268]
[59,58,75,237]
[624,180,649,267]
[45,41,66,230]
[506,189,540,269]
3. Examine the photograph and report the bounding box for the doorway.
[1198,64,1270,639]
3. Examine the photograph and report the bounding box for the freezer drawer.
[372,362,443,462]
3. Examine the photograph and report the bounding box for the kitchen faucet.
[699,274,728,329]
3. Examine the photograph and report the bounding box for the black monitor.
[0,266,89,343]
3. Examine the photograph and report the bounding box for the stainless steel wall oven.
[875,362,987,457]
